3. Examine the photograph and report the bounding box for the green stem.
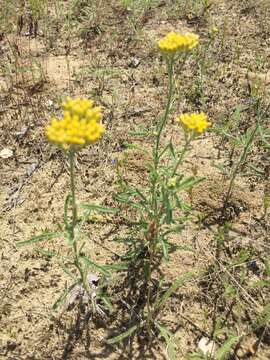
[146,54,188,334]
[151,54,188,211]
[69,151,93,305]
[224,123,259,205]
[151,59,174,213]
[69,150,77,237]
[146,256,152,338]
[146,238,156,338]
[154,58,174,169]
[69,151,82,275]
[171,137,190,177]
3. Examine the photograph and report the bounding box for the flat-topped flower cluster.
[46,97,104,151]
[176,112,210,135]
[158,31,199,56]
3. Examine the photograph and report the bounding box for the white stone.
[0,148,13,159]
[198,337,217,358]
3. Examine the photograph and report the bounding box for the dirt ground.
[0,0,270,359]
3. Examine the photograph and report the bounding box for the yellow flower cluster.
[46,97,104,151]
[158,32,199,56]
[176,112,211,134]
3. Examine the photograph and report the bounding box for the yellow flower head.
[158,31,199,57]
[46,97,105,151]
[176,112,211,135]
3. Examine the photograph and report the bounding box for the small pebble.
[0,148,13,159]
[198,337,217,358]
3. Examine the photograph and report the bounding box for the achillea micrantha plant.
[109,31,211,351]
[18,97,112,313]
[46,97,105,310]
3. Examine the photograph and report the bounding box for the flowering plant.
[19,97,116,313]
[109,31,211,347]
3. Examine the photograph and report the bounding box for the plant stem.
[146,252,153,338]
[69,151,82,273]
[154,58,174,169]
[171,137,190,177]
[224,123,259,205]
[152,54,188,210]
[69,150,77,237]
[144,218,159,338]
[151,58,174,213]
[69,150,92,304]
[146,54,188,336]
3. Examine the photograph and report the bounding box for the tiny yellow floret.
[176,112,211,135]
[158,31,199,57]
[88,212,104,223]
[46,97,104,151]
[209,25,219,34]
[168,177,177,188]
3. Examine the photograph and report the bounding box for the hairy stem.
[154,58,174,169]
[69,150,93,306]
[171,137,190,177]
[146,257,152,338]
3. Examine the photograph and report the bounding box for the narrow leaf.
[162,224,185,236]
[59,258,77,281]
[100,295,113,313]
[103,262,129,271]
[154,272,193,312]
[178,176,205,190]
[216,335,241,360]
[73,210,92,244]
[80,256,109,276]
[162,188,173,224]
[52,282,78,310]
[107,324,138,344]
[161,238,169,261]
[134,187,148,203]
[17,231,63,246]
[35,248,57,258]
[80,203,118,214]
[155,322,176,360]
[159,142,176,160]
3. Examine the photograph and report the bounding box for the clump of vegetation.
[1,1,269,359]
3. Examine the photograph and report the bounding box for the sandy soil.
[0,0,269,359]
